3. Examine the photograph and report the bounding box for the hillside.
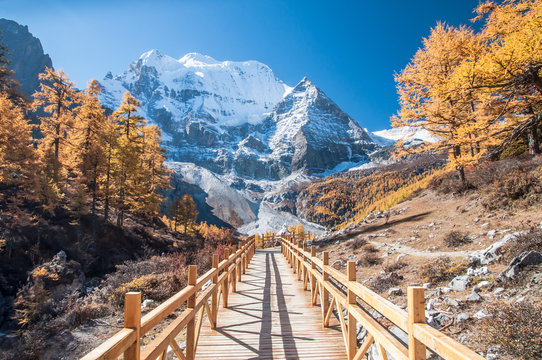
[311,155,542,360]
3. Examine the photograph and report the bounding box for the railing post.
[310,246,317,305]
[223,247,230,308]
[123,292,141,360]
[408,287,427,360]
[231,245,237,292]
[211,254,219,329]
[322,251,330,327]
[186,265,197,360]
[303,241,308,290]
[297,240,302,281]
[347,262,357,360]
[237,241,242,282]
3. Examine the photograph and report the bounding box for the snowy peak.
[179,52,220,66]
[371,126,439,146]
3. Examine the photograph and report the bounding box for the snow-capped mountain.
[371,126,439,146]
[100,50,379,233]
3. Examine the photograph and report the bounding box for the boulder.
[449,275,470,292]
[388,288,402,296]
[498,251,542,280]
[465,291,482,302]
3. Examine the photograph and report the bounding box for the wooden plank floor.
[195,248,347,360]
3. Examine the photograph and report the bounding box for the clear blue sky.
[0,0,480,131]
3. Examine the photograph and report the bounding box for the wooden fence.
[81,237,256,360]
[280,234,485,360]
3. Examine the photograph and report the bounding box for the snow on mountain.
[371,126,439,146]
[100,50,290,128]
[100,50,380,234]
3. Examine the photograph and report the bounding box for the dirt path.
[369,240,471,259]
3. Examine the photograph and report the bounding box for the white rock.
[466,292,482,302]
[474,281,491,292]
[474,310,490,319]
[422,282,431,289]
[141,299,156,309]
[449,275,470,292]
[457,313,470,321]
[388,288,402,296]
[474,217,480,223]
[493,287,505,295]
[481,222,490,228]
[487,230,497,237]
[397,254,407,261]
[429,233,435,239]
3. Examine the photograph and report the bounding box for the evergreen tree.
[474,0,542,155]
[32,68,81,184]
[393,23,486,185]
[0,94,35,188]
[181,194,198,234]
[74,80,107,215]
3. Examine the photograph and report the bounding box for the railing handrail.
[81,236,256,360]
[279,234,484,360]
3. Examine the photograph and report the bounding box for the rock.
[474,310,490,319]
[487,230,497,237]
[388,288,402,296]
[396,254,407,261]
[481,222,490,228]
[474,217,480,223]
[141,299,156,309]
[493,287,505,295]
[435,287,451,296]
[465,291,482,302]
[487,213,494,218]
[457,313,470,321]
[473,281,492,292]
[444,297,460,307]
[422,282,431,289]
[498,250,542,280]
[470,233,519,265]
[449,275,470,292]
[426,298,440,310]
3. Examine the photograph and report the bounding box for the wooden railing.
[280,235,484,360]
[81,236,256,360]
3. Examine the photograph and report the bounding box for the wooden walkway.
[195,248,347,360]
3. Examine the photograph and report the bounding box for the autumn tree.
[0,39,24,105]
[180,194,198,234]
[100,115,120,221]
[393,23,486,184]
[32,68,81,184]
[168,197,184,231]
[73,80,107,215]
[0,94,35,189]
[474,0,542,155]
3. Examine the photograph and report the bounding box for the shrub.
[65,301,111,328]
[482,166,542,210]
[109,273,185,307]
[359,253,382,267]
[479,301,542,359]
[499,139,529,159]
[370,272,403,293]
[361,244,378,253]
[384,261,406,273]
[503,228,542,260]
[419,257,470,283]
[351,237,367,250]
[443,231,471,248]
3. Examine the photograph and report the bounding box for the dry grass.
[419,257,470,284]
[351,237,367,250]
[443,230,472,248]
[479,300,542,359]
[358,253,382,267]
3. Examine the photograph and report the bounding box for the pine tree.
[474,0,542,155]
[0,94,35,188]
[100,115,120,222]
[168,197,184,232]
[393,23,486,185]
[114,91,146,139]
[181,194,198,234]
[74,80,107,215]
[0,38,24,105]
[32,68,81,184]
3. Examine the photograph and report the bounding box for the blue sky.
[1,0,480,131]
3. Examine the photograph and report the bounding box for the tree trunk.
[527,119,540,155]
